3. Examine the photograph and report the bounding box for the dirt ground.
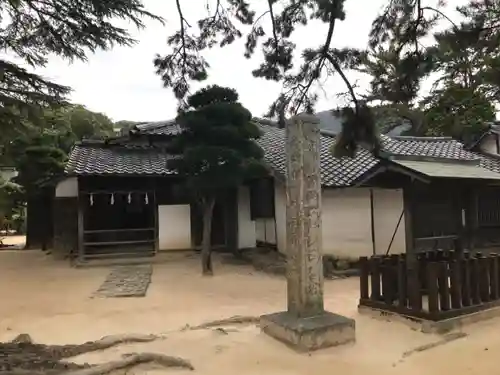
[1,235,26,247]
[1,251,500,374]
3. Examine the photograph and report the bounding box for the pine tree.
[154,0,500,146]
[154,0,379,157]
[166,85,267,275]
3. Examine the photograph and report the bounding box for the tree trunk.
[201,196,216,276]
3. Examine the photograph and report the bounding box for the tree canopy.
[154,0,500,144]
[0,0,161,126]
[167,85,266,274]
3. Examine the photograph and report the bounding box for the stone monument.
[260,113,356,351]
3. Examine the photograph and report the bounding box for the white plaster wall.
[272,183,405,259]
[237,186,256,249]
[479,134,499,154]
[321,188,372,259]
[55,177,78,197]
[372,188,406,255]
[274,182,287,254]
[158,204,191,250]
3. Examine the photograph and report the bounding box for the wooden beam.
[84,228,154,234]
[403,181,421,311]
[84,240,155,246]
[369,189,376,255]
[153,190,159,253]
[77,193,85,261]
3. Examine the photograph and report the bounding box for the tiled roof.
[65,119,500,185]
[131,121,181,136]
[256,125,378,186]
[65,144,176,176]
[478,154,500,174]
[382,136,479,161]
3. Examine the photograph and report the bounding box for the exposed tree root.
[183,315,260,331]
[61,352,194,375]
[50,333,163,358]
[0,333,190,375]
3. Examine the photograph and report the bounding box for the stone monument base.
[260,310,355,352]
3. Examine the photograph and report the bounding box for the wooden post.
[437,261,451,311]
[426,262,439,314]
[454,190,466,259]
[381,258,391,304]
[403,184,421,311]
[370,257,381,301]
[77,192,85,261]
[397,257,407,307]
[384,257,397,304]
[153,190,159,253]
[489,254,499,300]
[462,258,472,307]
[497,256,500,294]
[449,260,462,309]
[359,257,369,300]
[478,254,491,302]
[470,257,481,305]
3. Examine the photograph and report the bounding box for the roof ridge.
[252,117,279,127]
[478,150,500,161]
[77,139,106,146]
[390,135,454,142]
[135,120,177,130]
[386,153,480,165]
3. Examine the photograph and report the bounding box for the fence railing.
[359,250,500,321]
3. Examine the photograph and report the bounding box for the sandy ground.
[1,251,500,374]
[1,235,26,246]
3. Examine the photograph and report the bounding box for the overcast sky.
[34,0,467,122]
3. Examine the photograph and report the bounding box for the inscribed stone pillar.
[260,113,356,352]
[285,113,324,317]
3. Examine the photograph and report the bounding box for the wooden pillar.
[467,188,478,253]
[403,182,421,310]
[455,186,470,256]
[153,190,159,253]
[77,192,85,261]
[369,188,376,255]
[285,113,324,318]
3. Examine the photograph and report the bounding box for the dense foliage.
[0,0,160,117]
[0,0,162,238]
[167,85,266,274]
[2,105,115,193]
[0,104,117,239]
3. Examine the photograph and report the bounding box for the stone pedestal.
[260,113,355,351]
[260,311,355,351]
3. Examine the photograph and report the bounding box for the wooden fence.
[359,250,500,321]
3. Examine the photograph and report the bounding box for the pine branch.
[0,0,163,123]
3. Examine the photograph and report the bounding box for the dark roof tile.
[382,136,479,161]
[66,119,500,186]
[65,144,176,176]
[132,120,181,136]
[257,125,378,187]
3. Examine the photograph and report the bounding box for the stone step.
[73,250,196,268]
